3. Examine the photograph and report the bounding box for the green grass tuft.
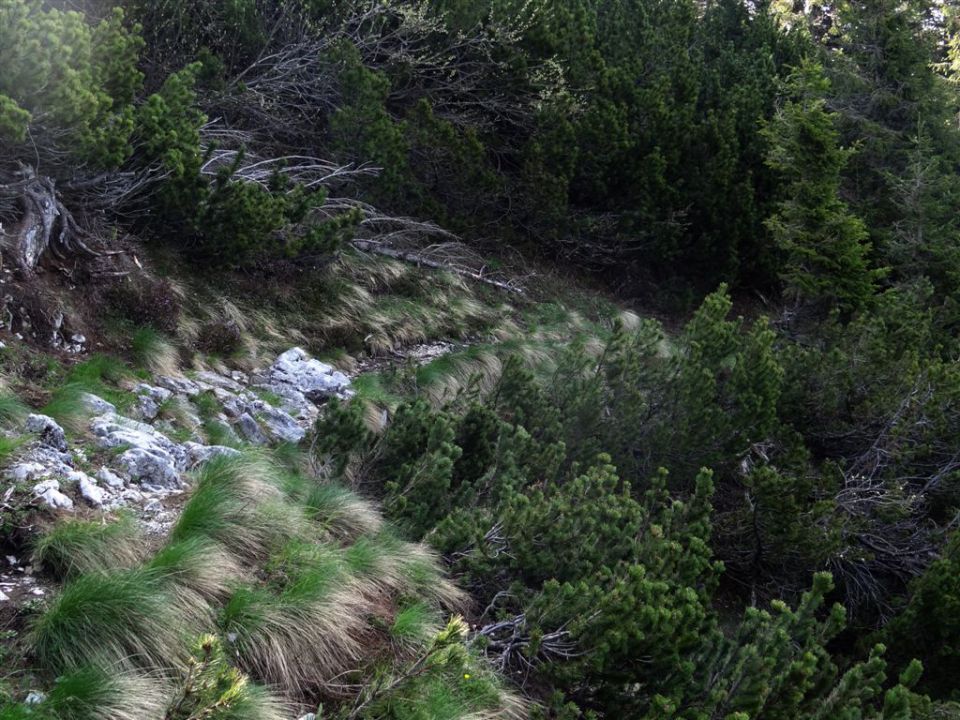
[44,664,170,720]
[30,568,201,673]
[390,602,439,646]
[0,391,28,426]
[171,454,302,563]
[148,536,243,603]
[303,483,383,541]
[131,327,179,376]
[0,435,26,466]
[32,515,143,580]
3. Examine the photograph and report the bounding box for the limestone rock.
[236,413,268,445]
[119,447,182,489]
[250,401,305,444]
[24,414,67,452]
[182,442,241,468]
[32,479,73,509]
[80,393,116,415]
[195,370,244,393]
[155,375,201,397]
[72,472,106,507]
[257,347,351,402]
[96,467,126,489]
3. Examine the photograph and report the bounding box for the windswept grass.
[221,580,370,694]
[18,441,497,716]
[345,532,466,611]
[0,435,26,466]
[33,515,143,580]
[149,536,243,602]
[303,483,384,541]
[131,327,180,377]
[43,665,170,720]
[390,602,440,646]
[31,568,201,673]
[171,453,303,562]
[41,355,132,431]
[0,390,29,426]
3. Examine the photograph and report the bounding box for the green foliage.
[885,531,960,696]
[32,515,142,580]
[166,634,286,720]
[0,1,144,166]
[328,40,410,200]
[763,61,883,312]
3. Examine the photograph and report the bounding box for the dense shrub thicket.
[315,284,960,716]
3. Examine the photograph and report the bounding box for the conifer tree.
[763,61,883,313]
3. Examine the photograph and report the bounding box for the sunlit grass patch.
[31,567,202,673]
[33,514,143,580]
[131,327,180,377]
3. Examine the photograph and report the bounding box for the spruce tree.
[763,61,883,313]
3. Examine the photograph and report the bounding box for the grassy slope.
[0,249,626,718]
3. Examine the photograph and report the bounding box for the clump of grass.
[192,390,221,420]
[171,454,304,563]
[148,536,243,603]
[42,384,97,433]
[303,483,383,541]
[0,435,26,465]
[252,388,284,408]
[41,355,133,431]
[202,418,241,448]
[31,568,201,673]
[44,664,170,720]
[414,348,502,406]
[0,390,29,426]
[221,579,369,694]
[131,327,180,376]
[68,355,128,387]
[346,532,466,611]
[390,602,439,646]
[33,515,144,580]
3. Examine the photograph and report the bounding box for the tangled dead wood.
[0,165,123,272]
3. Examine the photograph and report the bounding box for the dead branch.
[0,165,119,271]
[352,239,526,294]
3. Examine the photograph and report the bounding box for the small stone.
[76,474,106,507]
[32,478,60,495]
[135,394,160,421]
[24,691,45,705]
[81,393,116,415]
[156,375,201,397]
[96,467,125,489]
[119,447,182,489]
[143,499,163,514]
[135,383,173,403]
[252,402,305,444]
[0,590,8,602]
[38,487,73,510]
[24,414,67,452]
[7,462,50,483]
[195,370,244,393]
[236,413,268,445]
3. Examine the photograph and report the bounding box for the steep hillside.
[5,0,960,718]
